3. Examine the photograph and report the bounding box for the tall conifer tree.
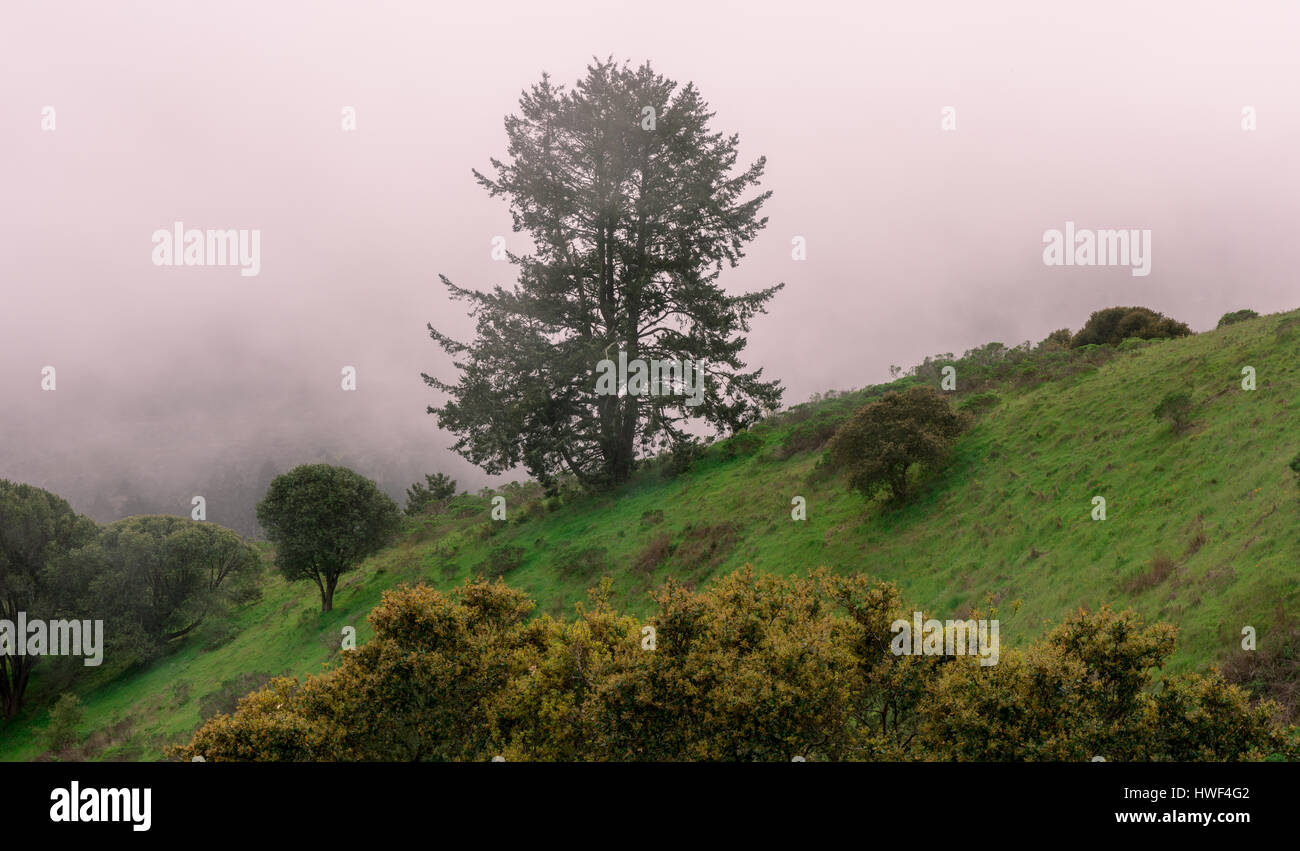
[424,59,783,488]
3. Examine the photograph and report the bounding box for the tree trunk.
[1,657,32,719]
[321,574,338,613]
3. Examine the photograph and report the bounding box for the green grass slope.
[3,308,1299,760]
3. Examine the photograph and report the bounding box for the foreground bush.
[172,570,1294,762]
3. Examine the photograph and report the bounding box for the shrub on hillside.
[1153,391,1194,434]
[659,439,703,480]
[40,693,84,755]
[1036,328,1072,351]
[827,386,971,502]
[716,430,764,460]
[474,545,526,580]
[1217,309,1259,328]
[405,472,458,516]
[1070,306,1192,348]
[172,573,1297,762]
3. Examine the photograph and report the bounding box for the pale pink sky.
[2,0,1297,524]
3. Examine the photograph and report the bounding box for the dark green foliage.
[40,693,83,754]
[474,545,526,580]
[1070,306,1192,348]
[659,440,703,480]
[1290,452,1300,487]
[424,59,783,489]
[1153,391,1194,434]
[0,480,98,719]
[716,430,764,460]
[1037,328,1072,350]
[1217,309,1259,328]
[828,387,971,502]
[256,465,401,612]
[49,515,262,665]
[405,473,458,516]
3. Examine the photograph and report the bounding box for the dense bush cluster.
[1070,306,1191,348]
[173,570,1294,762]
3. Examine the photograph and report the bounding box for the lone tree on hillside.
[405,472,458,516]
[256,465,401,612]
[423,59,784,491]
[1069,306,1191,348]
[0,480,97,719]
[827,386,971,503]
[1152,391,1194,435]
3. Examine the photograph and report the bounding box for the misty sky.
[2,0,1298,526]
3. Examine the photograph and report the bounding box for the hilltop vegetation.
[2,307,1299,760]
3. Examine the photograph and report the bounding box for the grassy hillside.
[3,308,1299,761]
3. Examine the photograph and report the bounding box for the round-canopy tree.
[0,480,97,719]
[424,58,784,490]
[827,386,971,503]
[49,515,262,662]
[256,464,400,612]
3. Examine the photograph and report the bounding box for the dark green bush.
[716,430,764,460]
[1071,306,1191,348]
[660,440,703,479]
[40,694,84,754]
[1153,391,1194,434]
[1217,309,1259,329]
[474,545,526,579]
